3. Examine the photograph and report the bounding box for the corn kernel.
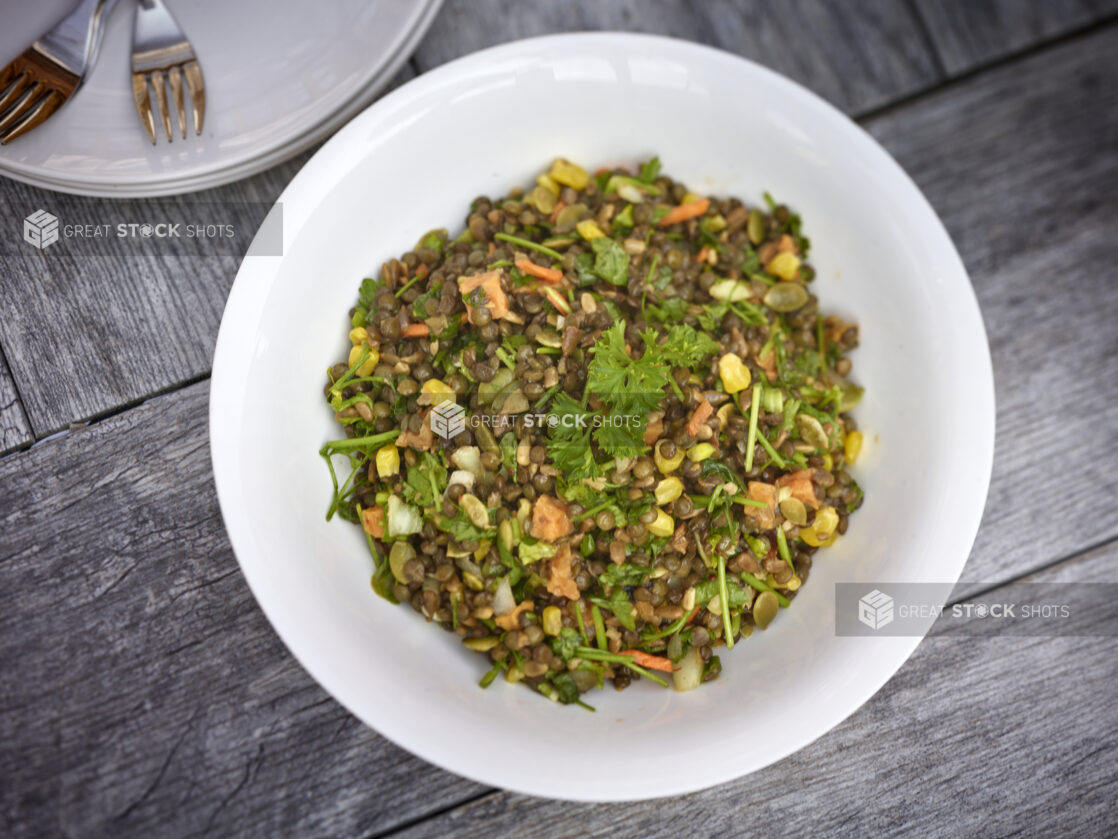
[801,529,837,548]
[549,158,589,189]
[537,173,561,195]
[576,219,606,240]
[654,477,684,505]
[814,506,839,535]
[802,505,839,547]
[844,430,864,464]
[648,508,675,538]
[375,443,400,478]
[766,251,801,281]
[349,326,368,345]
[542,605,563,637]
[717,402,734,430]
[358,351,378,377]
[681,191,704,205]
[718,352,752,394]
[349,345,378,377]
[420,378,456,405]
[687,443,716,462]
[822,453,834,472]
[655,445,686,474]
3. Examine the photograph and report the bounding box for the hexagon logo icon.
[429,400,465,439]
[857,589,894,630]
[24,209,59,250]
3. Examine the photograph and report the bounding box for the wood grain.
[0,347,32,454]
[862,25,1118,595]
[388,541,1118,839]
[0,383,484,839]
[0,64,415,438]
[914,0,1118,75]
[413,0,943,115]
[1,6,1117,837]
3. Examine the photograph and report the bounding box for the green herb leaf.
[591,237,629,286]
[519,538,557,564]
[598,563,648,588]
[550,627,582,662]
[402,451,446,508]
[548,671,582,704]
[590,591,637,631]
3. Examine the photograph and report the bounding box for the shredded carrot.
[657,197,710,227]
[515,257,563,284]
[549,201,565,224]
[360,506,385,539]
[687,398,713,436]
[620,649,674,673]
[685,605,701,625]
[594,166,611,176]
[697,245,711,264]
[402,323,429,338]
[487,241,496,256]
[414,263,429,280]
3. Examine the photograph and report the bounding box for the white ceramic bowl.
[211,33,994,801]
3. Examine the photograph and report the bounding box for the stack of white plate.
[0,0,443,197]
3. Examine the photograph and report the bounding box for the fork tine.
[149,69,172,141]
[0,90,64,145]
[131,73,156,144]
[0,72,33,115]
[0,61,18,93]
[0,83,45,135]
[183,60,204,135]
[167,65,185,139]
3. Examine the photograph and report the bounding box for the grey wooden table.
[2,1,1117,836]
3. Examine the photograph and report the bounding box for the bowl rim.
[210,31,996,800]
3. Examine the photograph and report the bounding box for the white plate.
[0,0,442,197]
[210,34,995,800]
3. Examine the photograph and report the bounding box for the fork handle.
[34,0,121,78]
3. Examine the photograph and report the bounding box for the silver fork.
[131,0,205,143]
[0,0,119,145]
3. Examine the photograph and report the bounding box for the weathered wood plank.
[914,0,1118,75]
[0,383,484,839]
[0,64,415,437]
[388,541,1118,839]
[0,347,32,454]
[862,26,1118,596]
[413,0,943,115]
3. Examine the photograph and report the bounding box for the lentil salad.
[320,157,864,708]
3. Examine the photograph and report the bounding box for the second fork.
[131,0,205,143]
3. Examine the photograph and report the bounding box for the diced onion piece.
[492,576,516,616]
[386,495,422,538]
[709,279,752,302]
[451,446,482,475]
[673,646,703,692]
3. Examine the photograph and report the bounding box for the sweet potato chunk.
[545,543,581,601]
[777,469,821,510]
[458,270,510,320]
[494,600,533,631]
[530,495,573,541]
[743,480,777,530]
